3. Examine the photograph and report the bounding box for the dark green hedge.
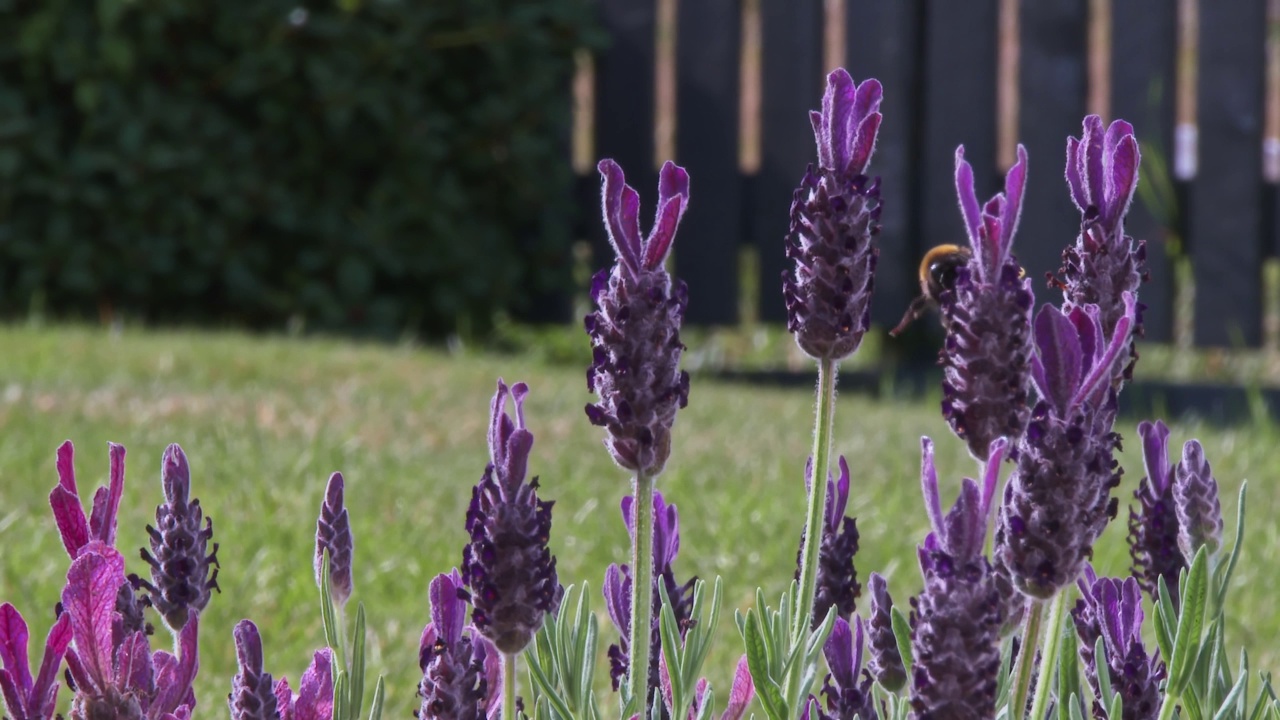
[0,0,597,337]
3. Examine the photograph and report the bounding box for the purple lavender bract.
[865,573,906,692]
[939,145,1035,461]
[995,294,1137,599]
[138,443,220,633]
[0,603,72,720]
[1057,115,1146,389]
[783,68,883,362]
[909,437,1005,720]
[229,620,279,720]
[810,616,877,720]
[314,471,354,608]
[462,380,561,654]
[418,570,500,720]
[1127,420,1185,606]
[585,159,691,477]
[794,456,860,629]
[1173,439,1224,561]
[1070,568,1164,720]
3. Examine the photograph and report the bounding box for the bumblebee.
[888,244,972,337]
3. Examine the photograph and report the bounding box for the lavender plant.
[794,457,861,631]
[417,571,501,720]
[1070,569,1164,720]
[1127,420,1184,607]
[230,620,338,720]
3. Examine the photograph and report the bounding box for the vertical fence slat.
[1111,0,1177,344]
[1017,0,1087,312]
[676,0,742,325]
[846,0,924,332]
[919,1,999,274]
[1191,0,1267,347]
[753,0,824,323]
[591,0,658,268]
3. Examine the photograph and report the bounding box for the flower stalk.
[627,469,656,713]
[793,358,837,643]
[1007,601,1042,720]
[1028,590,1069,720]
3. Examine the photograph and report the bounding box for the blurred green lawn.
[0,324,1274,718]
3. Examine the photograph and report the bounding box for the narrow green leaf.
[526,650,575,720]
[744,610,786,720]
[890,607,914,678]
[994,635,1015,709]
[333,670,350,720]
[1056,612,1081,720]
[319,552,342,654]
[1094,637,1113,711]
[1154,574,1176,664]
[804,605,837,665]
[367,676,385,720]
[351,603,367,719]
[1216,482,1247,608]
[1107,692,1123,720]
[1068,693,1085,720]
[1185,682,1205,720]
[1170,546,1211,695]
[1216,663,1250,720]
[578,611,599,715]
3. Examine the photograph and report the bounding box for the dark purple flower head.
[136,444,219,633]
[1057,116,1146,390]
[585,159,691,477]
[938,145,1035,461]
[1127,420,1185,606]
[62,548,200,720]
[687,656,754,720]
[1070,569,1164,720]
[783,68,883,362]
[314,471,354,608]
[909,438,1004,720]
[0,603,73,720]
[603,492,696,701]
[864,573,905,692]
[229,620,279,720]
[462,380,561,655]
[995,294,1137,599]
[418,571,500,720]
[1174,440,1224,562]
[810,616,877,720]
[795,456,861,628]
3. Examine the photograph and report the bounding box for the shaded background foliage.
[0,0,597,337]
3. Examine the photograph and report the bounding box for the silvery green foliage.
[783,68,883,363]
[737,582,837,720]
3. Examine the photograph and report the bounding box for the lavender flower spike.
[1070,569,1164,720]
[1127,420,1185,606]
[585,159,691,477]
[419,570,501,720]
[314,471,354,607]
[865,573,906,692]
[1174,439,1224,561]
[939,145,1036,461]
[794,456,861,628]
[995,293,1138,599]
[909,436,1006,720]
[229,620,279,720]
[1057,116,1146,390]
[0,603,72,720]
[783,68,883,361]
[463,379,561,654]
[137,443,220,632]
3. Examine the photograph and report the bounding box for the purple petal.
[55,440,76,493]
[90,443,126,547]
[49,484,89,560]
[851,615,866,681]
[823,617,855,686]
[942,479,983,559]
[1067,304,1102,368]
[0,604,32,700]
[62,550,127,690]
[114,631,153,699]
[953,146,983,247]
[1082,115,1105,210]
[828,456,851,531]
[478,635,502,719]
[1065,136,1087,212]
[620,496,637,538]
[0,670,23,720]
[598,159,643,273]
[152,617,200,716]
[602,564,630,635]
[809,110,824,157]
[233,620,265,677]
[919,437,944,540]
[643,193,686,270]
[1104,121,1139,227]
[821,69,856,170]
[429,572,465,647]
[274,677,293,717]
[848,112,882,178]
[1138,420,1173,495]
[850,77,884,133]
[1032,304,1082,416]
[1071,292,1137,409]
[720,655,755,720]
[996,145,1028,268]
[293,649,334,720]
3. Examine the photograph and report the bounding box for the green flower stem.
[1028,590,1068,720]
[1157,692,1179,720]
[627,468,656,715]
[1008,599,1043,720]
[793,357,837,638]
[503,652,517,720]
[787,357,838,708]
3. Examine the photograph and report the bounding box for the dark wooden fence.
[571,0,1280,351]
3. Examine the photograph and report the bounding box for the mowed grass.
[0,324,1276,717]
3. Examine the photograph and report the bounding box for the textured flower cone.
[939,262,1035,461]
[794,456,861,629]
[230,620,280,720]
[1057,115,1146,390]
[314,471,355,606]
[418,639,490,720]
[463,380,561,655]
[995,404,1120,599]
[939,145,1034,461]
[1127,420,1185,605]
[138,443,219,633]
[1174,439,1224,561]
[1070,572,1164,720]
[866,573,906,692]
[909,557,1002,720]
[585,159,691,477]
[814,617,877,720]
[783,69,884,362]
